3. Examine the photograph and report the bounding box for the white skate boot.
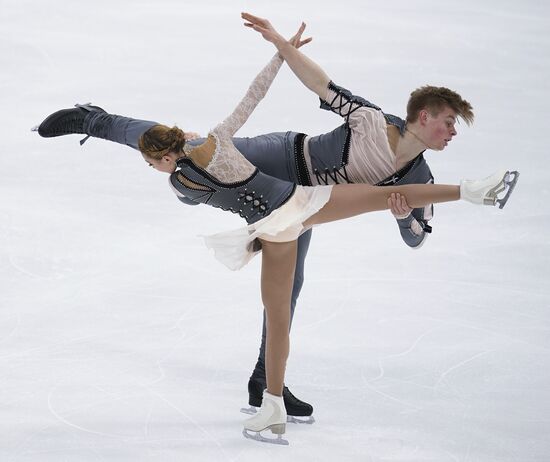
[243,391,288,445]
[460,169,519,208]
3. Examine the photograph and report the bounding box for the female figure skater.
[35,28,518,445]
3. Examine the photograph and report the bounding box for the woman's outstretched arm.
[242,12,330,100]
[214,53,284,138]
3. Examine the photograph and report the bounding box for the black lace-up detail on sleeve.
[326,91,363,122]
[320,81,381,122]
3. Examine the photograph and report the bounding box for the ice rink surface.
[1,0,549,460]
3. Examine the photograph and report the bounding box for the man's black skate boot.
[247,375,266,408]
[245,377,315,423]
[36,104,105,139]
[282,386,313,418]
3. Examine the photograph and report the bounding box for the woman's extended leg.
[305,183,460,226]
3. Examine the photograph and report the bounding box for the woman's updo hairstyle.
[139,124,187,160]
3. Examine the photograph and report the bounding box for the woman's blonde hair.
[139,124,187,160]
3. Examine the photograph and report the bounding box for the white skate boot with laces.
[460,169,519,208]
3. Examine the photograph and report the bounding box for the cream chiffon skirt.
[203,185,333,270]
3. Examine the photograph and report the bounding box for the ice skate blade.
[240,406,315,424]
[287,415,315,425]
[242,428,289,446]
[240,406,257,416]
[496,170,519,209]
[483,170,519,208]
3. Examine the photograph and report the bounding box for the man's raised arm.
[242,13,329,100]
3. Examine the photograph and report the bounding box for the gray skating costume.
[173,82,434,248]
[76,64,435,390]
[170,151,296,226]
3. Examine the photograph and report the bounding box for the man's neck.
[393,124,427,169]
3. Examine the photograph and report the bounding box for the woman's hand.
[242,12,311,50]
[288,22,312,50]
[388,193,413,219]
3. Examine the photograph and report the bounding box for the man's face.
[423,106,458,151]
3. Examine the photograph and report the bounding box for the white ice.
[1,0,549,461]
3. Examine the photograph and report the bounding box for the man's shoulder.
[383,113,406,134]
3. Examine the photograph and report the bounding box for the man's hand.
[242,12,311,50]
[388,193,413,219]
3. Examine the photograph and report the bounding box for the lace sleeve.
[213,53,283,138]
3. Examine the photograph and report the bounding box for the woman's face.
[142,152,178,174]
